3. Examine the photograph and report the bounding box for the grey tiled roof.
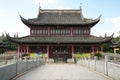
[8,35,112,44]
[110,38,119,48]
[20,9,100,27]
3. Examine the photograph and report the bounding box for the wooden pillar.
[27,45,29,54]
[71,45,74,58]
[20,46,23,58]
[89,28,90,35]
[30,28,32,35]
[91,45,95,57]
[28,47,30,54]
[23,47,25,54]
[97,47,99,53]
[48,27,50,35]
[70,27,73,36]
[100,45,103,53]
[18,44,20,58]
[26,45,30,56]
[20,45,23,58]
[47,45,50,59]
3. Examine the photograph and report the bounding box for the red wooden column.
[26,45,30,57]
[30,28,32,35]
[18,44,20,58]
[47,45,50,59]
[100,45,103,53]
[70,27,73,36]
[71,45,74,58]
[24,46,26,53]
[89,28,90,35]
[26,45,28,54]
[48,27,50,35]
[20,46,23,58]
[91,45,95,57]
[96,47,99,53]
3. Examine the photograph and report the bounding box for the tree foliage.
[103,43,110,52]
[0,33,18,52]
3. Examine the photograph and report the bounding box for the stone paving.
[15,63,111,80]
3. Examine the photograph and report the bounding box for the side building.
[7,7,113,59]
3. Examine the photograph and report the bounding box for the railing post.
[105,55,110,75]
[14,56,18,76]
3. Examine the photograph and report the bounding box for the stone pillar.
[14,56,18,62]
[105,55,110,62]
[104,55,110,75]
[71,45,74,58]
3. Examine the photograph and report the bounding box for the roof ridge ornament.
[39,3,41,12]
[80,3,82,10]
[37,3,42,18]
[39,3,41,9]
[79,3,84,21]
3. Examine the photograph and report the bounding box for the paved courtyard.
[15,63,111,80]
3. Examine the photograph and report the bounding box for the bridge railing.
[77,57,120,80]
[0,54,17,66]
[0,57,45,80]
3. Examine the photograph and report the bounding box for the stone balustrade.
[77,56,120,80]
[0,57,45,80]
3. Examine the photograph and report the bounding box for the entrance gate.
[49,46,72,62]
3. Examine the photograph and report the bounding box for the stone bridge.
[13,63,111,80]
[0,58,115,80]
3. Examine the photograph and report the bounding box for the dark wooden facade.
[7,8,113,59]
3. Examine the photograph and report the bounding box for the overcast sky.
[0,0,120,37]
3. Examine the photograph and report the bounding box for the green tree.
[103,43,110,52]
[0,33,17,50]
[1,33,5,40]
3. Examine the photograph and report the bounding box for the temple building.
[7,7,113,59]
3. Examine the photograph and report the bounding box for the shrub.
[22,53,28,57]
[73,53,81,59]
[94,52,102,59]
[73,53,91,63]
[73,53,91,59]
[30,53,37,58]
[73,54,81,63]
[0,49,4,54]
[83,53,91,59]
[42,53,47,58]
